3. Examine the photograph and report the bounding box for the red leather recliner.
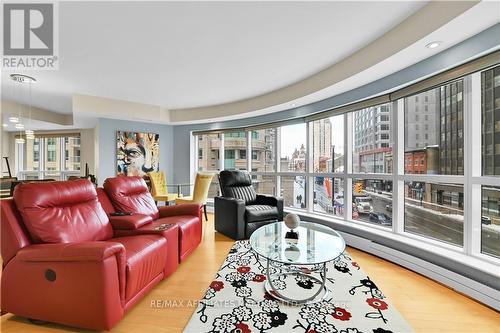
[1,179,173,330]
[103,176,203,262]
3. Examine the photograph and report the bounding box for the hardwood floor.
[1,214,498,333]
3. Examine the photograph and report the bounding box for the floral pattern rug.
[183,241,414,333]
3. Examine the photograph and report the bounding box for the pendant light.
[10,74,37,142]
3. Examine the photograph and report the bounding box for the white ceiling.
[1,1,499,129]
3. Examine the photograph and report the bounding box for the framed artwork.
[116,131,159,176]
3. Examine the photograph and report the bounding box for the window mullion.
[247,130,251,172]
[464,73,482,255]
[345,113,353,220]
[394,99,405,234]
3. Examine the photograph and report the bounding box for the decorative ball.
[284,213,300,230]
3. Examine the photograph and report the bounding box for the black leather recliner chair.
[215,170,284,240]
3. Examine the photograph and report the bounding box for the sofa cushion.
[104,176,159,220]
[111,235,167,301]
[245,205,279,223]
[156,215,201,262]
[13,179,112,244]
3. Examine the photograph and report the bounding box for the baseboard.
[339,231,500,310]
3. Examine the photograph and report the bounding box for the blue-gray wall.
[97,118,174,185]
[172,23,500,184]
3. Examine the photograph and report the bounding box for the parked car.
[354,196,373,214]
[385,204,392,212]
[481,216,492,225]
[369,213,392,226]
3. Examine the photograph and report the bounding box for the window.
[224,149,236,169]
[280,123,306,172]
[405,82,464,175]
[18,136,81,180]
[197,133,221,171]
[239,150,246,160]
[404,181,463,246]
[251,129,276,172]
[224,131,246,170]
[253,175,277,196]
[352,104,392,174]
[312,115,344,173]
[192,59,500,264]
[352,179,392,228]
[197,133,221,199]
[281,176,306,209]
[64,136,81,171]
[313,177,344,217]
[482,65,500,176]
[481,186,500,258]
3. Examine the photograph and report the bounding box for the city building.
[482,65,500,176]
[312,118,332,172]
[353,104,392,173]
[439,80,465,175]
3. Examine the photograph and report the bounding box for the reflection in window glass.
[223,131,247,170]
[251,129,276,172]
[312,115,344,173]
[404,181,463,246]
[313,177,344,217]
[351,179,392,227]
[352,104,393,173]
[252,175,277,196]
[481,186,500,258]
[280,124,306,172]
[481,65,500,176]
[280,176,306,209]
[405,81,464,175]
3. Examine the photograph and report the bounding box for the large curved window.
[194,64,500,263]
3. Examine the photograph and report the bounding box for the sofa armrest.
[16,241,126,263]
[256,194,284,220]
[158,203,202,218]
[3,241,127,329]
[109,214,153,230]
[214,196,246,240]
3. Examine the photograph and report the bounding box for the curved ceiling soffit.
[168,1,478,123]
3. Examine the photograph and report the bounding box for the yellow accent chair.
[175,172,215,221]
[148,171,179,205]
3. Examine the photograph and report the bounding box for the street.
[312,183,500,256]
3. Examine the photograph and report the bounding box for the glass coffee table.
[249,221,345,304]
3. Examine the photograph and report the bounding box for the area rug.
[184,241,414,333]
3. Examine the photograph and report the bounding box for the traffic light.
[354,182,363,194]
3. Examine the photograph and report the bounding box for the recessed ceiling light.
[15,123,25,129]
[425,41,442,49]
[9,116,19,123]
[291,103,297,107]
[2,123,8,127]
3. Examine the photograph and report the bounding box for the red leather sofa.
[0,178,202,330]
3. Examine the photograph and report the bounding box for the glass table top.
[249,221,346,265]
